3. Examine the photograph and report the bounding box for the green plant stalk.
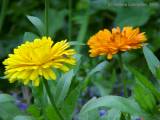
[45,0,49,36]
[118,54,128,97]
[0,0,8,33]
[43,80,64,120]
[31,85,48,120]
[76,13,89,51]
[68,0,72,41]
[44,0,63,119]
[81,76,90,92]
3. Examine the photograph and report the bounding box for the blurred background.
[0,0,160,115]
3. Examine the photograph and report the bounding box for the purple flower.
[119,90,124,96]
[99,109,107,117]
[136,118,141,120]
[17,103,28,111]
[16,100,28,111]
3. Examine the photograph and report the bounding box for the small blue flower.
[16,100,28,111]
[135,118,141,120]
[119,90,124,96]
[17,103,28,111]
[99,109,107,117]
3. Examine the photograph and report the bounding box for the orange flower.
[87,27,147,59]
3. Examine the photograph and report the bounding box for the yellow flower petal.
[3,36,76,86]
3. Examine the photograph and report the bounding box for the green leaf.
[115,8,150,27]
[0,102,22,120]
[82,61,108,91]
[88,61,108,78]
[27,105,40,118]
[155,68,160,81]
[45,105,61,120]
[76,0,89,11]
[0,94,22,120]
[90,0,107,10]
[60,84,81,119]
[143,46,160,77]
[55,70,75,106]
[131,67,160,101]
[115,0,150,27]
[104,109,121,120]
[134,82,156,113]
[30,82,48,111]
[80,96,145,116]
[0,94,14,103]
[13,116,35,120]
[27,15,45,36]
[79,109,100,120]
[48,9,67,37]
[73,54,82,74]
[23,32,39,42]
[94,70,116,96]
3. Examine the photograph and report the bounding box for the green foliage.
[82,61,108,91]
[0,94,35,120]
[45,105,61,120]
[93,70,116,96]
[27,15,45,36]
[130,68,160,119]
[143,46,160,77]
[131,67,160,101]
[114,0,151,27]
[134,83,156,113]
[79,109,100,120]
[0,0,160,120]
[48,9,67,37]
[13,116,35,120]
[55,70,75,106]
[80,96,144,116]
[60,84,81,119]
[0,93,14,102]
[23,32,39,42]
[115,7,150,27]
[105,109,121,120]
[27,105,41,118]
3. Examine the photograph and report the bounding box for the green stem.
[44,0,63,119]
[76,13,89,51]
[45,0,49,36]
[118,54,128,97]
[0,0,8,33]
[43,80,64,120]
[68,0,72,41]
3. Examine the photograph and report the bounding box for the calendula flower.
[87,27,147,59]
[3,37,76,86]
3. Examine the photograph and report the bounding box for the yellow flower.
[87,27,147,59]
[3,37,76,86]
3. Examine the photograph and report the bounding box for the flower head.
[87,27,147,59]
[3,37,76,86]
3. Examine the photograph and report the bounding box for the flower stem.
[118,54,128,97]
[45,0,49,36]
[68,0,72,40]
[43,80,64,120]
[76,14,89,51]
[44,0,63,119]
